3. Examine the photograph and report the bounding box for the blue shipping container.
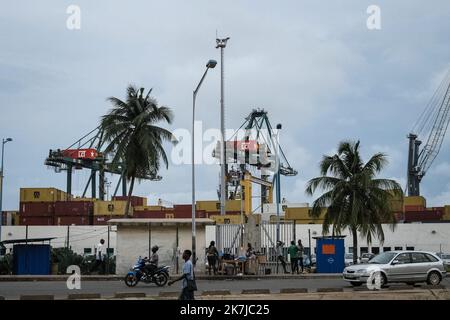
[13,244,51,275]
[315,237,345,273]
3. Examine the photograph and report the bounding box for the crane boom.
[407,70,450,196]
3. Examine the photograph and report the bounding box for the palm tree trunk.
[352,226,358,264]
[124,175,135,218]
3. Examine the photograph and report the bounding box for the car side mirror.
[391,260,399,265]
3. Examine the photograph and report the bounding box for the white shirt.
[96,243,105,261]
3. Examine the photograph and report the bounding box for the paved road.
[0,278,449,299]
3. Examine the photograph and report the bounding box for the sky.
[1,0,450,210]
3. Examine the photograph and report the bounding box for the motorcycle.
[124,257,170,287]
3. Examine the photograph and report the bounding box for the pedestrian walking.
[276,240,288,274]
[288,240,299,274]
[94,239,106,274]
[297,239,304,273]
[168,249,196,300]
[206,241,218,275]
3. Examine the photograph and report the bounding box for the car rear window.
[425,254,439,262]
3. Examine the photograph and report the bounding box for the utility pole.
[107,225,110,275]
[308,229,312,266]
[0,138,13,243]
[216,37,230,217]
[66,225,70,249]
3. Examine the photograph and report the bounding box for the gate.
[216,220,296,273]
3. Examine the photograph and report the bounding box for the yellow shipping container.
[20,188,67,203]
[93,200,132,216]
[403,196,426,207]
[210,215,242,224]
[72,197,97,202]
[443,206,450,221]
[285,207,310,220]
[285,207,327,220]
[13,212,20,226]
[197,200,242,212]
[196,201,219,211]
[134,205,165,212]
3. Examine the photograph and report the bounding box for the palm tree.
[305,140,403,264]
[101,85,175,217]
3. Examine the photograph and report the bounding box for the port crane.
[213,109,298,214]
[407,69,450,196]
[45,126,161,200]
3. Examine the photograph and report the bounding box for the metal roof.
[0,237,57,245]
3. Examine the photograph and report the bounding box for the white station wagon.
[343,251,447,287]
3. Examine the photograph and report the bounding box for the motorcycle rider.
[145,245,159,276]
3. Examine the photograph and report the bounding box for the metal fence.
[215,221,298,274]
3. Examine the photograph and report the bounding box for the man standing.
[276,241,288,274]
[95,239,106,274]
[168,249,195,300]
[288,240,299,274]
[297,239,304,273]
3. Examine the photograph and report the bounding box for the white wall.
[115,224,207,274]
[0,226,117,255]
[206,223,450,255]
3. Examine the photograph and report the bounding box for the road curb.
[280,288,308,294]
[420,285,446,290]
[241,289,271,295]
[316,288,344,293]
[202,290,231,296]
[0,274,342,282]
[158,291,180,297]
[20,295,54,300]
[68,293,101,300]
[114,292,146,298]
[388,285,413,291]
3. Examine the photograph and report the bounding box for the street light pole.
[274,124,282,243]
[0,138,13,245]
[192,59,217,266]
[216,37,230,217]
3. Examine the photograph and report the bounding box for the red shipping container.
[133,211,167,219]
[54,215,89,226]
[62,148,98,160]
[404,205,425,212]
[19,215,54,226]
[174,204,192,212]
[93,215,111,225]
[55,201,93,216]
[173,210,206,219]
[404,211,443,222]
[112,196,145,207]
[20,202,55,217]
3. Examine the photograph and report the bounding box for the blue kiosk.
[313,236,346,273]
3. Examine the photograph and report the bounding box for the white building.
[109,218,214,274]
[206,223,450,256]
[0,225,116,256]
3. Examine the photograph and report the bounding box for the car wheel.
[427,271,441,286]
[350,282,363,287]
[380,273,387,288]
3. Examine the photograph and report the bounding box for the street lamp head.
[206,60,217,69]
[276,124,282,130]
[6,138,12,142]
